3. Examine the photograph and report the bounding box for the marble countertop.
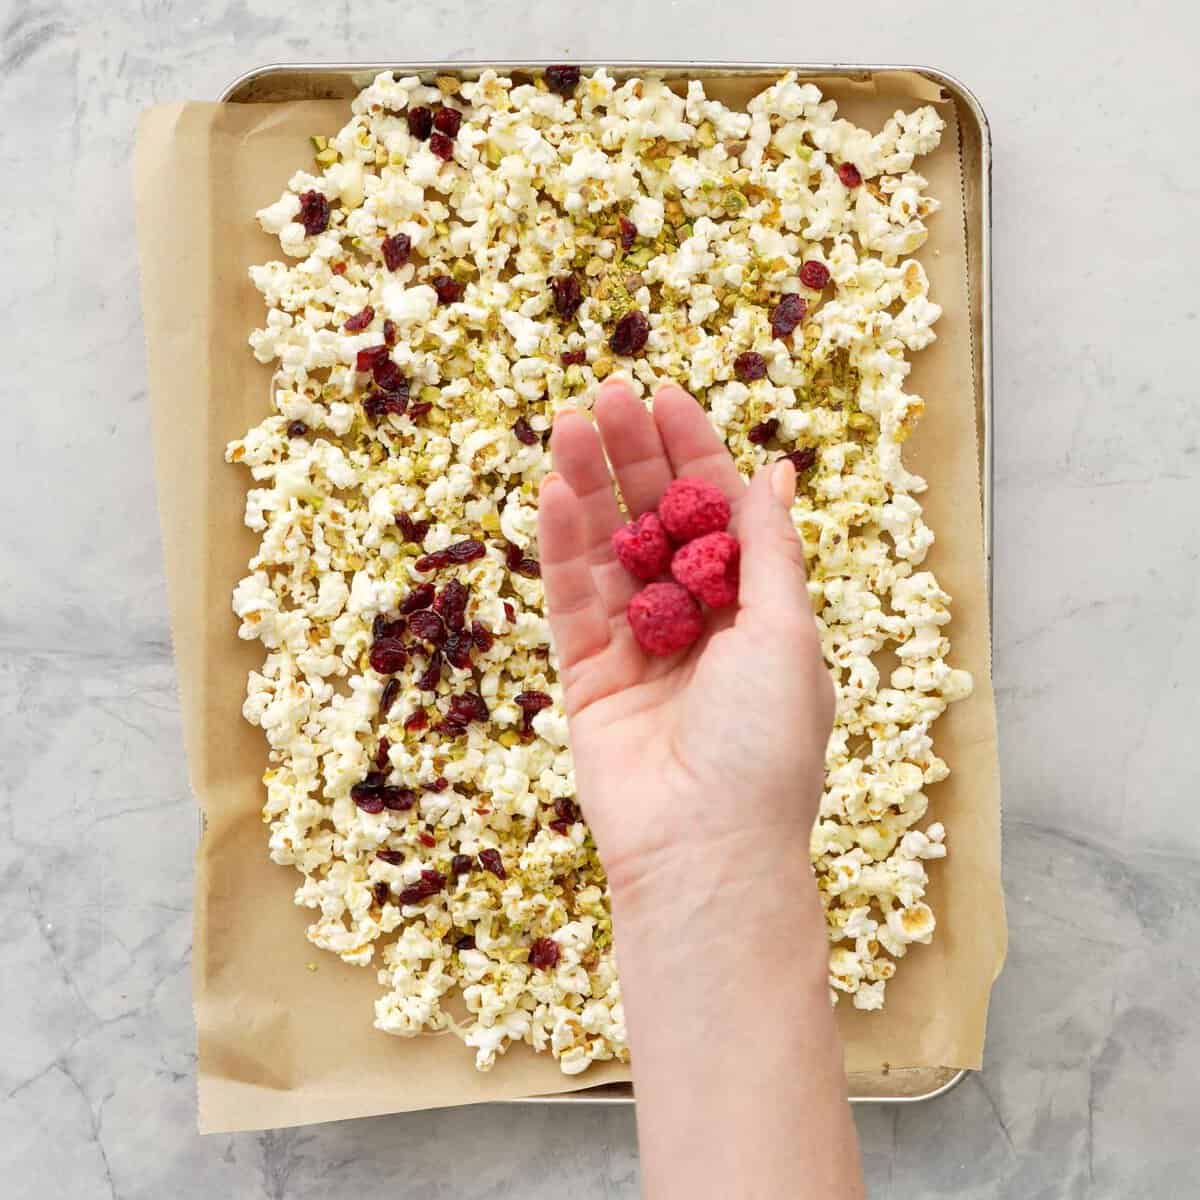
[4,1,1196,1195]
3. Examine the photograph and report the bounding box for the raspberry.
[612,512,672,581]
[657,477,731,543]
[671,532,740,609]
[627,582,704,657]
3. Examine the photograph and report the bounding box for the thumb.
[735,459,814,619]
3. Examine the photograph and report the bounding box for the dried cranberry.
[408,401,433,420]
[444,631,474,670]
[450,854,473,877]
[418,652,444,692]
[399,584,434,614]
[363,389,408,422]
[838,162,863,188]
[545,65,581,96]
[430,131,455,161]
[503,601,516,623]
[434,579,469,630]
[404,709,429,732]
[433,106,462,137]
[528,938,560,969]
[377,849,405,865]
[373,881,390,905]
[448,691,489,723]
[560,349,587,366]
[417,540,485,571]
[784,446,818,473]
[369,638,408,674]
[515,690,552,732]
[734,351,767,383]
[504,541,525,571]
[356,344,391,374]
[436,717,467,737]
[554,797,579,824]
[551,273,584,320]
[618,216,637,252]
[770,293,807,339]
[407,105,433,140]
[478,848,507,879]
[373,358,406,393]
[344,305,375,333]
[398,868,444,905]
[383,318,398,346]
[515,557,540,579]
[430,777,449,791]
[380,677,401,718]
[799,260,831,290]
[286,420,309,438]
[382,232,412,271]
[418,830,437,848]
[471,620,494,652]
[298,190,330,235]
[396,514,431,545]
[454,934,476,950]
[513,417,539,446]
[748,418,780,445]
[373,613,404,640]
[431,275,464,304]
[610,309,649,356]
[381,787,417,811]
[352,783,386,814]
[375,736,391,769]
[549,819,571,835]
[331,261,347,276]
[409,609,447,646]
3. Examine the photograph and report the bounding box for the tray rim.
[214,60,992,1110]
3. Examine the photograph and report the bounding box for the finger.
[652,383,745,502]
[537,473,612,669]
[594,377,674,516]
[735,459,816,621]
[549,411,638,617]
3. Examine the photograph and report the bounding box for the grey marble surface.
[2,0,1197,1195]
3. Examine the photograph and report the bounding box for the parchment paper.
[135,70,1005,1135]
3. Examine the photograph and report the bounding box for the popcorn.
[232,69,971,1073]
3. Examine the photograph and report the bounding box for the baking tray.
[218,61,993,1108]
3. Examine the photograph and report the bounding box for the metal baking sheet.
[217,61,993,1108]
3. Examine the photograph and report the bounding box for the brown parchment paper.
[134,70,1004,1135]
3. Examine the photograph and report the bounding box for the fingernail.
[541,471,563,490]
[770,460,796,506]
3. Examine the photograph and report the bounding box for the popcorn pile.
[227,65,972,1073]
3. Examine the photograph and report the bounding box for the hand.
[538,378,835,900]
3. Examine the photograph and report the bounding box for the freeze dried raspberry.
[799,260,830,289]
[406,106,433,140]
[298,190,330,235]
[657,477,731,543]
[734,351,767,382]
[612,512,672,581]
[671,532,740,609]
[382,232,411,271]
[838,162,862,188]
[770,293,807,339]
[626,582,704,657]
[343,305,375,332]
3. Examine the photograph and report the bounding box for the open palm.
[538,379,835,894]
